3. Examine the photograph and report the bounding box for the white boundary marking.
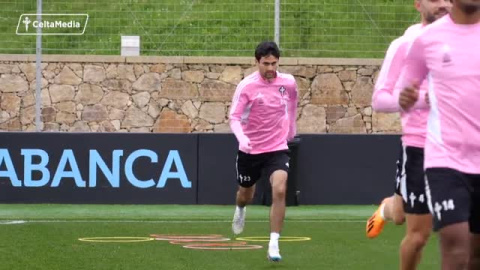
[0,220,27,225]
[0,219,363,224]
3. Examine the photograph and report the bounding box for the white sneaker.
[267,245,282,262]
[232,206,246,235]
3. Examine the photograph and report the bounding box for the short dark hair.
[255,41,280,61]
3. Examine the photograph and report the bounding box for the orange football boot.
[366,198,388,239]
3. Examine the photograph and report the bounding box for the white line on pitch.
[0,219,364,224]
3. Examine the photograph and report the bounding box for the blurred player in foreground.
[368,1,451,269]
[398,0,480,268]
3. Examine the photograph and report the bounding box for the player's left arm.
[287,79,298,141]
[397,34,429,111]
[372,37,409,112]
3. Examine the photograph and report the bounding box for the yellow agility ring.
[236,236,311,242]
[78,237,154,243]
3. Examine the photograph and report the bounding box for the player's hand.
[399,81,420,111]
[239,137,252,153]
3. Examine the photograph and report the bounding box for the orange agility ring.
[167,238,231,243]
[150,234,226,240]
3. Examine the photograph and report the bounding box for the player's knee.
[245,192,255,203]
[237,189,255,203]
[272,186,286,199]
[271,182,287,199]
[408,231,430,249]
[440,235,469,260]
[440,229,469,249]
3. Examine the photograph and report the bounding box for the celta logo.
[0,149,192,189]
[16,14,89,36]
[22,16,31,32]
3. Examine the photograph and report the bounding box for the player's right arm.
[371,37,409,113]
[229,81,252,153]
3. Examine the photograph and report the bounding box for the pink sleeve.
[372,38,408,112]
[229,83,249,145]
[287,81,298,141]
[397,34,429,110]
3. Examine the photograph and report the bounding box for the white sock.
[269,232,280,248]
[379,203,386,220]
[236,205,245,212]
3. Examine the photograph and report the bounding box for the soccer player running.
[367,0,451,269]
[229,41,298,262]
[398,0,480,268]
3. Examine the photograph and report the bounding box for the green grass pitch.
[0,204,440,269]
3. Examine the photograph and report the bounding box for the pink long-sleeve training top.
[400,15,480,174]
[229,71,298,154]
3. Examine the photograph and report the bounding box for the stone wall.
[0,55,401,133]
